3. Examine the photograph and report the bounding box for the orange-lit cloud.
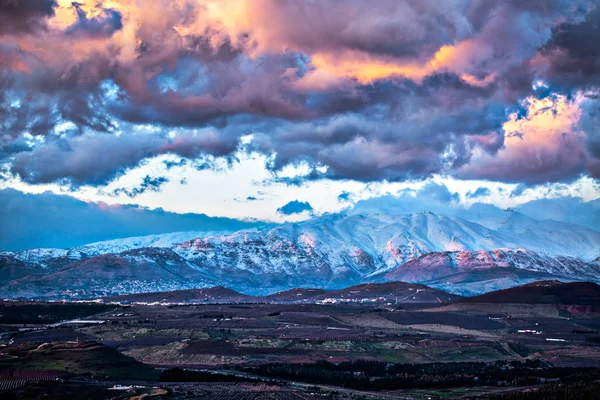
[1,0,599,187]
[461,94,590,183]
[10,0,498,86]
[299,39,497,87]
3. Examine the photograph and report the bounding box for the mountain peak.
[1,211,599,300]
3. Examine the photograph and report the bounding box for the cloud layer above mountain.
[0,188,260,251]
[2,183,598,251]
[1,0,600,188]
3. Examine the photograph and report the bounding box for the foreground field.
[1,281,600,398]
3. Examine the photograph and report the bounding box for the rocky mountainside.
[382,249,600,295]
[0,212,598,299]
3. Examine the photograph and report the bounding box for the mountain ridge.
[1,212,598,300]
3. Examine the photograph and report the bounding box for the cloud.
[419,181,460,203]
[337,191,352,202]
[510,184,528,198]
[0,188,261,251]
[535,7,600,91]
[65,3,123,38]
[467,187,491,198]
[0,0,599,187]
[277,200,314,215]
[460,94,594,184]
[349,182,458,215]
[112,175,169,198]
[252,96,509,181]
[163,159,187,169]
[348,181,600,231]
[0,0,56,35]
[9,128,239,186]
[515,196,600,231]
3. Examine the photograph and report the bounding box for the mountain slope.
[102,286,250,304]
[1,212,598,299]
[174,212,599,281]
[0,248,214,300]
[74,230,239,256]
[382,249,600,296]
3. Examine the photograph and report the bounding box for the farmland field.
[1,284,600,399]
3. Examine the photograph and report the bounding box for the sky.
[1,0,600,249]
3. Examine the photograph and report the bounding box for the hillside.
[103,286,250,303]
[0,341,159,380]
[460,281,600,305]
[101,281,460,304]
[311,282,461,303]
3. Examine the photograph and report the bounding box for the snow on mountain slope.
[496,212,600,259]
[166,212,599,294]
[74,231,234,256]
[1,212,598,298]
[0,248,215,300]
[0,231,224,268]
[386,249,600,282]
[175,212,599,274]
[1,248,84,268]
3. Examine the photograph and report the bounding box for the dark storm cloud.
[252,89,510,182]
[10,133,163,186]
[277,200,314,215]
[9,128,239,186]
[0,0,599,187]
[537,7,600,90]
[0,0,56,35]
[109,52,309,128]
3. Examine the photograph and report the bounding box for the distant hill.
[460,281,600,305]
[264,288,328,302]
[101,281,459,304]
[311,282,461,303]
[103,286,251,303]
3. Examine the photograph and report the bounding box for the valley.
[1,281,600,399]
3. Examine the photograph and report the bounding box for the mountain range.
[1,210,598,300]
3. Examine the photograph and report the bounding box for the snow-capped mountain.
[1,230,232,264]
[0,212,598,299]
[175,212,598,272]
[73,230,235,256]
[5,248,84,268]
